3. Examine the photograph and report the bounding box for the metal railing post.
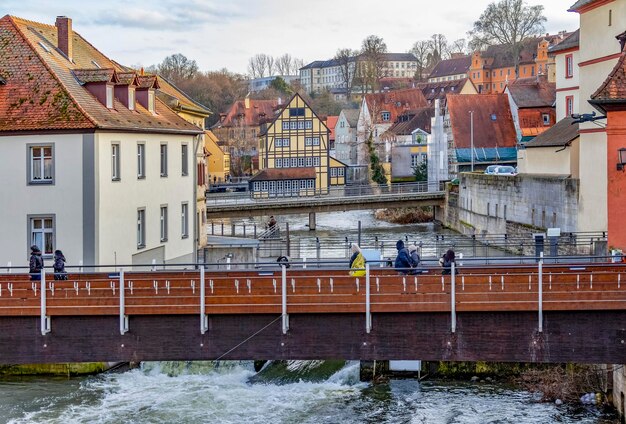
[200,266,208,334]
[281,264,289,334]
[451,262,456,333]
[119,270,129,335]
[40,268,50,335]
[538,252,543,333]
[366,263,372,333]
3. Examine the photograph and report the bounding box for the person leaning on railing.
[440,249,457,275]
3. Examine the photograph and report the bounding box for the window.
[28,145,54,184]
[282,138,290,147]
[261,181,268,191]
[137,143,146,178]
[289,107,305,117]
[181,144,188,176]
[381,111,391,121]
[306,157,313,167]
[276,158,282,168]
[305,137,312,146]
[160,143,168,177]
[290,121,297,130]
[313,137,320,146]
[111,143,120,181]
[160,206,168,242]
[137,209,145,248]
[338,168,345,177]
[542,114,550,125]
[565,54,573,78]
[411,154,419,168]
[128,88,135,111]
[269,181,276,192]
[305,120,312,129]
[181,203,189,238]
[298,157,305,167]
[282,121,290,130]
[307,180,314,189]
[29,216,54,255]
[253,181,260,191]
[313,157,320,166]
[297,121,305,130]
[148,90,155,113]
[566,96,574,116]
[106,85,113,109]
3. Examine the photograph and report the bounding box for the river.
[0,361,618,423]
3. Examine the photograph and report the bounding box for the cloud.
[93,0,246,30]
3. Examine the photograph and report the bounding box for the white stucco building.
[0,15,203,268]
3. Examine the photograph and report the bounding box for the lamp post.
[469,110,474,172]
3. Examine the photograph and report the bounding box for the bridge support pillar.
[308,212,316,231]
[359,360,389,382]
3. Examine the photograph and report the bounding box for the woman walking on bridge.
[349,243,365,277]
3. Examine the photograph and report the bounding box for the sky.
[3,0,580,74]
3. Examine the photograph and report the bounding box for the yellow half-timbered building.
[251,93,346,197]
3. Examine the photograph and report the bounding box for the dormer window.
[128,87,135,111]
[106,84,113,109]
[148,90,155,113]
[381,111,390,121]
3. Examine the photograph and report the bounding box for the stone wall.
[614,367,626,421]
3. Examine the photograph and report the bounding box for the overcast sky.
[4,0,580,74]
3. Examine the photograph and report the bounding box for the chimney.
[244,96,250,109]
[55,16,73,61]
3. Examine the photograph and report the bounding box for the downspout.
[192,133,201,265]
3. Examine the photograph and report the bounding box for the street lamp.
[469,110,474,172]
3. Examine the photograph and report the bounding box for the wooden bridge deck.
[1,263,624,317]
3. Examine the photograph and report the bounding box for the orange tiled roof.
[214,99,279,128]
[447,94,517,149]
[364,88,428,124]
[0,15,202,135]
[590,53,626,113]
[326,115,338,141]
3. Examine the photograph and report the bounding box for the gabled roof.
[326,115,338,140]
[506,76,556,108]
[550,29,580,54]
[524,116,579,148]
[447,94,517,149]
[340,109,359,127]
[364,88,429,124]
[213,98,279,128]
[0,15,202,134]
[477,35,569,69]
[428,56,471,79]
[568,0,597,11]
[590,52,626,112]
[384,107,434,136]
[250,167,316,181]
[417,78,473,104]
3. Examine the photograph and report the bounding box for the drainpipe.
[192,133,202,266]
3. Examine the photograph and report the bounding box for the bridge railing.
[0,257,624,336]
[205,181,445,205]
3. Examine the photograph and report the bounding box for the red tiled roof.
[250,167,316,181]
[364,88,429,124]
[384,107,434,136]
[590,53,626,112]
[428,56,471,79]
[73,68,118,84]
[506,76,556,108]
[447,94,517,149]
[417,78,473,104]
[326,115,338,141]
[214,99,279,128]
[0,15,202,134]
[116,71,139,86]
[136,75,159,89]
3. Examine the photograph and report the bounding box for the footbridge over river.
[205,182,445,220]
[1,259,625,365]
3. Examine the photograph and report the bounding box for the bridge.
[205,182,445,223]
[1,259,625,365]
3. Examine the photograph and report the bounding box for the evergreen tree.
[366,132,387,184]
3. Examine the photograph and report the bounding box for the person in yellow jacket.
[349,243,366,276]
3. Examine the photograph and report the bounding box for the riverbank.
[374,207,433,224]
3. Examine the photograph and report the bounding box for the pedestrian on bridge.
[349,243,365,277]
[53,250,67,280]
[394,240,417,275]
[440,249,457,275]
[408,245,421,275]
[28,245,43,281]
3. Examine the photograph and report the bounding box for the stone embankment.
[375,207,433,224]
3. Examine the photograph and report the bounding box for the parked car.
[485,165,500,175]
[494,166,517,176]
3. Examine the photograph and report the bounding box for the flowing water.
[0,361,618,423]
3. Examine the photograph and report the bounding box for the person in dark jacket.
[29,245,44,281]
[53,249,67,280]
[408,245,421,275]
[394,240,417,275]
[440,249,456,275]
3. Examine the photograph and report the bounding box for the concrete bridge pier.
[308,212,316,231]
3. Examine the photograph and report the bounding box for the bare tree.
[410,40,432,81]
[450,38,467,55]
[275,54,292,75]
[429,34,449,64]
[358,35,388,93]
[291,58,305,75]
[248,54,270,78]
[469,0,546,76]
[334,48,357,99]
[157,53,198,84]
[266,55,275,76]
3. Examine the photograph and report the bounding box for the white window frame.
[307,179,315,189]
[305,137,313,146]
[305,120,312,129]
[128,87,135,111]
[411,154,420,168]
[29,215,55,256]
[160,143,168,177]
[313,137,320,146]
[282,121,289,130]
[290,121,297,130]
[306,157,313,167]
[542,114,550,125]
[106,84,114,109]
[313,157,320,166]
[297,121,305,130]
[269,181,276,193]
[290,158,297,167]
[382,111,390,121]
[111,143,121,181]
[181,144,189,176]
[160,205,168,242]
[331,168,337,177]
[298,157,305,167]
[261,181,268,191]
[148,89,155,113]
[137,143,146,179]
[282,138,290,147]
[253,181,260,191]
[275,138,282,148]
[137,208,146,248]
[276,158,282,168]
[181,202,189,238]
[338,168,345,177]
[28,144,54,185]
